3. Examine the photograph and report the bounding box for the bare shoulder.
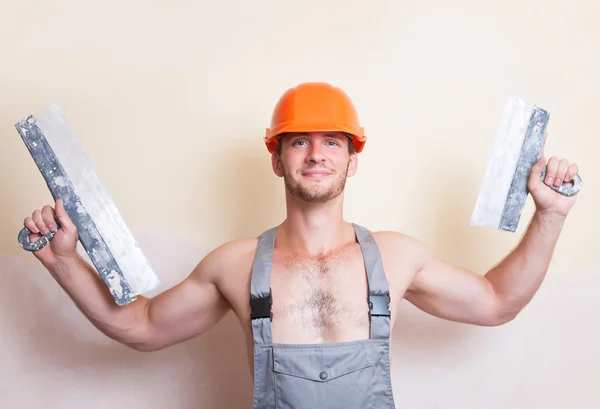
[371,230,429,258]
[369,230,433,283]
[191,237,259,284]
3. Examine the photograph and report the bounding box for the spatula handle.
[540,167,582,197]
[17,220,61,252]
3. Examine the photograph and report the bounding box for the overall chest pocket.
[272,344,376,409]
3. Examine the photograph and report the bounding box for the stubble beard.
[282,162,349,204]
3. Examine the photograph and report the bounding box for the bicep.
[143,257,231,350]
[405,250,501,326]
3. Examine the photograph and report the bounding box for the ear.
[346,152,358,177]
[271,152,284,177]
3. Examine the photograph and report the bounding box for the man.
[23,82,580,408]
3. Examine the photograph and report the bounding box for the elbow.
[105,332,156,352]
[119,299,160,352]
[119,329,163,352]
[119,328,164,352]
[482,283,526,326]
[486,311,519,326]
[119,326,171,352]
[485,300,522,326]
[109,325,159,353]
[126,340,159,352]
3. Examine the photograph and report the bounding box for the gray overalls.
[249,223,397,409]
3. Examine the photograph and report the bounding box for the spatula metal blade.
[16,103,160,305]
[470,96,549,232]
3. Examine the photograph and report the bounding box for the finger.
[54,198,76,233]
[544,156,559,186]
[537,153,546,168]
[565,163,579,182]
[24,216,40,234]
[41,205,57,232]
[528,154,546,189]
[554,159,570,187]
[533,153,546,177]
[32,209,49,235]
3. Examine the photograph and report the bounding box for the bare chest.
[269,245,371,343]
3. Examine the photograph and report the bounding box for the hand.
[528,154,580,218]
[23,198,79,267]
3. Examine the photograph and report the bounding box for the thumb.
[55,198,77,235]
[529,154,546,186]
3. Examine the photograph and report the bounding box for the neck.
[278,192,354,255]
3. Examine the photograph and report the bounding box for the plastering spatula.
[15,103,161,306]
[470,96,582,232]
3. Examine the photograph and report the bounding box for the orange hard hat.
[264,82,366,154]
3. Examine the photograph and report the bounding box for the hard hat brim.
[265,121,366,153]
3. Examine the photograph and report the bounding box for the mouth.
[302,170,332,177]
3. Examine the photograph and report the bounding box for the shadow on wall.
[0,253,253,408]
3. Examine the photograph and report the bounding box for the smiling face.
[272,132,358,204]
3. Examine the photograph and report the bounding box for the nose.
[306,142,326,163]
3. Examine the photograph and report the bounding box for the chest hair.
[272,245,369,330]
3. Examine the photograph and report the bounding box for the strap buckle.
[250,288,273,321]
[369,294,391,317]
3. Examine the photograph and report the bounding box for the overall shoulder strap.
[352,223,392,340]
[249,227,277,345]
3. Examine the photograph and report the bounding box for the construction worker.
[23,82,580,408]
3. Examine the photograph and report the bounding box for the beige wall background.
[1,0,599,407]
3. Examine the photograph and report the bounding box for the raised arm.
[136,245,233,351]
[404,155,580,326]
[23,198,234,351]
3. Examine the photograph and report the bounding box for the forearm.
[485,210,566,319]
[47,254,150,347]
